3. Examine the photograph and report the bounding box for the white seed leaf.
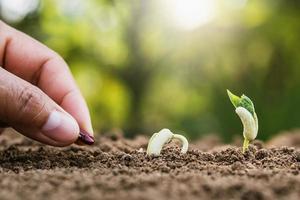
[173,134,189,153]
[235,107,258,141]
[147,129,173,156]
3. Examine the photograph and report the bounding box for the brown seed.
[77,129,95,145]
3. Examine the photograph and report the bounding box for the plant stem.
[242,138,249,153]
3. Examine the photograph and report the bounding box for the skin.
[0,20,93,146]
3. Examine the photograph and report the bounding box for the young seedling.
[146,129,189,156]
[227,90,258,153]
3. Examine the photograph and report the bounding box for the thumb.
[0,67,79,146]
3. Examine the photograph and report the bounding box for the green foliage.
[3,0,300,141]
[227,90,255,117]
[227,90,241,108]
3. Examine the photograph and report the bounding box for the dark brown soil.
[0,130,300,200]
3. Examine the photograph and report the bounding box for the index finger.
[0,21,93,136]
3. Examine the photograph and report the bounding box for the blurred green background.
[1,0,300,141]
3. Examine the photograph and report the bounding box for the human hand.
[0,21,94,146]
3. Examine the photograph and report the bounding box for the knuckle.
[52,54,69,70]
[17,86,45,120]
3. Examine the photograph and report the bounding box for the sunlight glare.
[0,0,39,23]
[169,0,217,30]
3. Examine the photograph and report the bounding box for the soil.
[0,130,300,200]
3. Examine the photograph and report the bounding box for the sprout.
[227,90,259,153]
[146,129,189,156]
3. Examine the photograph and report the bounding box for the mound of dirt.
[0,132,299,200]
[267,129,300,148]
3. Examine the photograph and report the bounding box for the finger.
[0,21,93,137]
[39,57,94,136]
[14,127,74,147]
[0,67,79,146]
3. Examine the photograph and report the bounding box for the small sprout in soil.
[227,90,259,153]
[147,128,188,156]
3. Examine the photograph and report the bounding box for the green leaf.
[227,89,241,108]
[240,95,255,116]
[227,90,256,117]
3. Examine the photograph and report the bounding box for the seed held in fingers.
[78,129,95,145]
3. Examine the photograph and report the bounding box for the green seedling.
[227,90,258,153]
[147,129,189,156]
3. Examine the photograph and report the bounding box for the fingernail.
[78,129,94,145]
[42,111,79,142]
